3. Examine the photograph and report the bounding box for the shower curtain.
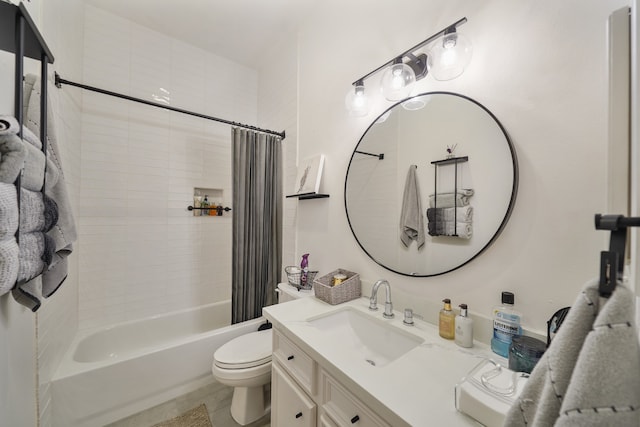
[231,128,283,324]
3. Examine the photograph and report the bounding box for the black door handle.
[287,355,295,360]
[295,412,303,419]
[351,415,360,423]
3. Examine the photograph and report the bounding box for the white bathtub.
[51,300,265,427]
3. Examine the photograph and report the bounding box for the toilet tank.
[277,282,314,303]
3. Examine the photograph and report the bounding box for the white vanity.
[263,296,506,426]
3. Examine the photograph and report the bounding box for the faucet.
[369,280,394,319]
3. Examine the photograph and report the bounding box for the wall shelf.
[286,193,330,200]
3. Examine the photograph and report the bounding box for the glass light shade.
[381,61,416,101]
[345,84,371,117]
[427,32,473,81]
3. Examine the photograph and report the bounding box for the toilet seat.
[214,329,272,370]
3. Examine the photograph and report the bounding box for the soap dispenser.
[455,304,474,348]
[439,299,455,340]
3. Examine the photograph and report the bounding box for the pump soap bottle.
[455,304,474,348]
[491,291,522,357]
[439,299,455,340]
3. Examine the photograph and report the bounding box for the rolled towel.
[0,115,20,136]
[427,206,473,223]
[22,126,43,150]
[20,189,59,233]
[428,189,474,208]
[0,183,18,240]
[17,232,53,283]
[0,238,19,297]
[428,221,473,239]
[0,133,27,184]
[22,141,60,192]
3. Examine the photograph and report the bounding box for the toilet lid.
[214,329,272,369]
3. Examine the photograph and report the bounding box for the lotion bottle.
[439,298,455,340]
[455,303,474,348]
[491,291,522,357]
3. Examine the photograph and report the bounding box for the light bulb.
[345,82,370,117]
[381,59,416,101]
[427,31,472,81]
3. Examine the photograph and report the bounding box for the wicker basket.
[284,266,318,290]
[313,268,361,305]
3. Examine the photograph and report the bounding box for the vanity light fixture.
[345,17,469,116]
[427,26,473,81]
[344,79,371,117]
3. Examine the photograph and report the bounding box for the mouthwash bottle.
[491,291,522,358]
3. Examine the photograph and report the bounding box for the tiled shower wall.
[79,5,258,330]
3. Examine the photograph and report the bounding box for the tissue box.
[313,269,360,305]
[455,359,529,427]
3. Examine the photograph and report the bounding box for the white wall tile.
[79,6,258,330]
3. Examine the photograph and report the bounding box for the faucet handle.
[403,308,414,326]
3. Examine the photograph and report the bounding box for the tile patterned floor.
[107,381,271,427]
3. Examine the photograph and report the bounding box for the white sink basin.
[307,307,424,367]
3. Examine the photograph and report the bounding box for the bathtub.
[51,300,265,427]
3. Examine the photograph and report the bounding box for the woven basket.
[313,269,361,305]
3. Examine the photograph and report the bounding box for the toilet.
[211,282,313,425]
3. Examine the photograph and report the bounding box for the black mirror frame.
[344,91,519,277]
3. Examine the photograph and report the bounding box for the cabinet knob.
[287,355,295,360]
[351,415,360,423]
[295,412,303,419]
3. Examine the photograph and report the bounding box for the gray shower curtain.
[231,128,283,324]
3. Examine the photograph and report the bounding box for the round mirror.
[345,92,518,276]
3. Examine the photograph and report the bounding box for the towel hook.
[594,214,640,297]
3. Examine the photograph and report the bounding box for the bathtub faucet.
[369,280,394,319]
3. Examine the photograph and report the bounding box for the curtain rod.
[54,72,285,140]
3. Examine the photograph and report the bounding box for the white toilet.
[211,282,313,425]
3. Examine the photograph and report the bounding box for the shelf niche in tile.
[193,187,223,216]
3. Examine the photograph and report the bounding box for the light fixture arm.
[350,17,467,86]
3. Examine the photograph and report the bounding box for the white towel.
[0,132,26,184]
[0,115,20,136]
[429,189,474,208]
[0,182,18,240]
[399,165,425,249]
[504,278,640,426]
[0,238,19,297]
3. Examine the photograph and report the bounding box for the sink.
[307,307,424,367]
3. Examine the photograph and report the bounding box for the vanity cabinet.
[272,329,391,427]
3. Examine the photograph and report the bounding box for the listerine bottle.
[491,292,522,358]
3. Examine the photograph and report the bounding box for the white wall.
[293,0,629,336]
[256,29,299,280]
[78,5,259,330]
[0,1,84,426]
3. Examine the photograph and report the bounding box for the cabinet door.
[272,362,317,427]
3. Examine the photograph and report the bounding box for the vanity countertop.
[263,295,508,427]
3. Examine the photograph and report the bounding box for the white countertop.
[263,295,508,427]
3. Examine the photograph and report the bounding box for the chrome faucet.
[369,280,394,318]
